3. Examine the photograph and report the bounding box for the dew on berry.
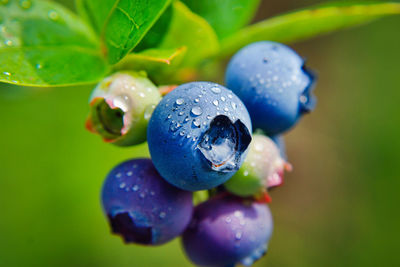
[190,106,202,116]
[198,115,251,172]
[175,98,184,105]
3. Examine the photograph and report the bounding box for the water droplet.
[300,95,308,104]
[159,212,166,219]
[139,92,145,98]
[126,171,133,176]
[36,63,43,69]
[194,98,199,103]
[231,102,237,109]
[224,107,229,112]
[221,96,226,101]
[242,257,253,266]
[140,192,146,198]
[243,170,249,176]
[192,119,201,128]
[19,0,31,9]
[132,185,139,191]
[167,114,172,119]
[191,106,202,116]
[175,98,184,105]
[169,120,182,132]
[115,173,122,178]
[213,100,219,106]
[3,71,11,76]
[119,182,126,189]
[48,10,59,21]
[179,131,185,136]
[235,231,242,240]
[228,94,233,99]
[206,115,212,120]
[234,211,243,218]
[178,111,184,116]
[184,117,190,122]
[210,86,221,94]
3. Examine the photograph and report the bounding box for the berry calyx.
[86,72,161,146]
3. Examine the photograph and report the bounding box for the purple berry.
[182,194,273,266]
[102,158,193,245]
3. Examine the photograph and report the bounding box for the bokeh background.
[1,0,400,266]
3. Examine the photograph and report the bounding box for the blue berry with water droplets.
[225,41,316,135]
[147,82,252,191]
[101,158,193,245]
[182,194,273,266]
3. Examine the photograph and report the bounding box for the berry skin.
[182,194,273,266]
[269,134,287,159]
[224,134,291,197]
[147,82,252,191]
[225,41,316,135]
[101,158,193,245]
[86,72,161,146]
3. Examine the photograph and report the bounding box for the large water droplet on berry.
[197,115,251,172]
[210,86,221,94]
[191,106,202,116]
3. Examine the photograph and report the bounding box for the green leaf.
[115,47,187,83]
[220,2,400,58]
[77,0,171,64]
[181,0,260,39]
[119,1,219,83]
[0,0,109,87]
[154,1,219,67]
[117,47,187,67]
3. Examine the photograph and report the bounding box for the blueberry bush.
[1,0,400,266]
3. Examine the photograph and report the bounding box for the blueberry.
[224,134,291,197]
[147,82,252,191]
[182,194,273,266]
[225,41,316,135]
[86,72,161,146]
[101,158,193,245]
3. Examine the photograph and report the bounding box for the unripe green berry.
[224,134,291,197]
[86,72,162,146]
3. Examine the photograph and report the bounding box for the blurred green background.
[1,0,400,266]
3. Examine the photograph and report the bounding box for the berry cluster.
[86,41,316,266]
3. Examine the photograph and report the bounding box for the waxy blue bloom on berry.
[147,82,252,191]
[225,41,316,135]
